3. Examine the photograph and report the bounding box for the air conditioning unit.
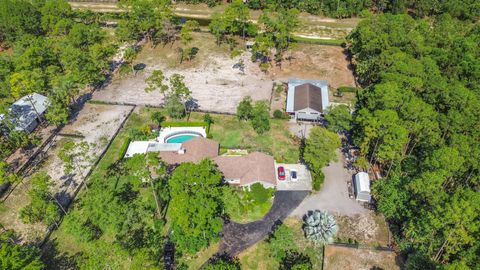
[177,148,185,154]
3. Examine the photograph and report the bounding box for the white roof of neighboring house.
[355,172,370,192]
[286,79,329,113]
[7,93,50,131]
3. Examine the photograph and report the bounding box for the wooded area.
[0,0,115,159]
[177,0,480,20]
[347,13,479,269]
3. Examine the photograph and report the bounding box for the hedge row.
[160,121,208,128]
[337,86,358,93]
[292,36,344,46]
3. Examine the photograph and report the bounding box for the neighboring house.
[354,172,371,202]
[0,93,50,133]
[214,152,276,188]
[286,79,329,121]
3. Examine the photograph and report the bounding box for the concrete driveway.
[290,150,367,217]
[288,120,314,138]
[276,163,312,191]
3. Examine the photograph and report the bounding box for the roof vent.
[177,148,185,154]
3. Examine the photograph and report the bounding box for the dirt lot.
[93,32,355,113]
[324,245,401,270]
[0,103,133,243]
[93,32,274,113]
[335,213,390,246]
[269,43,356,89]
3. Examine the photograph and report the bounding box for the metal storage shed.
[354,172,371,202]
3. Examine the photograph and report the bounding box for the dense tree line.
[347,13,480,268]
[178,0,479,19]
[0,0,115,158]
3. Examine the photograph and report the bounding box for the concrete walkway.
[220,191,309,256]
[290,150,367,217]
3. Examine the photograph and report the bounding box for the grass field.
[188,112,300,163]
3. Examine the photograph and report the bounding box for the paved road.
[219,191,309,256]
[290,150,367,217]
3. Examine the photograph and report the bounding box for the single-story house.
[286,79,329,121]
[0,93,50,133]
[159,137,220,165]
[125,137,278,188]
[354,172,371,202]
[214,152,276,188]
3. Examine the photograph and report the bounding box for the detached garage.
[286,79,329,122]
[354,172,371,202]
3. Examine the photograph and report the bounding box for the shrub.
[312,171,325,191]
[251,100,270,134]
[150,111,165,126]
[160,121,208,127]
[267,224,298,261]
[249,183,273,204]
[273,109,286,119]
[337,86,358,93]
[141,125,151,135]
[236,96,253,120]
[119,138,131,159]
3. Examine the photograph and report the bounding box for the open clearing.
[93,33,273,113]
[0,103,132,243]
[93,32,356,113]
[324,245,401,270]
[269,43,356,89]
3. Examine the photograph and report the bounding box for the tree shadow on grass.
[41,238,82,270]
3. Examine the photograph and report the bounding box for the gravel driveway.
[290,150,367,217]
[220,191,309,256]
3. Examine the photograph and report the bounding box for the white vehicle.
[290,169,298,181]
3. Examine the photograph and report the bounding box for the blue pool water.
[165,134,197,143]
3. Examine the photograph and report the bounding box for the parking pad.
[276,163,312,191]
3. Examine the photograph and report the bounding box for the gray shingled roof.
[4,93,50,131]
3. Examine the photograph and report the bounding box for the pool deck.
[158,126,207,143]
[124,126,207,158]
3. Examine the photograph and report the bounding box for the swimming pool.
[165,133,200,143]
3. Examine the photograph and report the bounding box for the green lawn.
[188,112,300,163]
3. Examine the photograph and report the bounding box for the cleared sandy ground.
[92,33,356,114]
[269,44,356,89]
[93,33,273,113]
[324,245,401,270]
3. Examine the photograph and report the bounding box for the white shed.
[354,172,371,202]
